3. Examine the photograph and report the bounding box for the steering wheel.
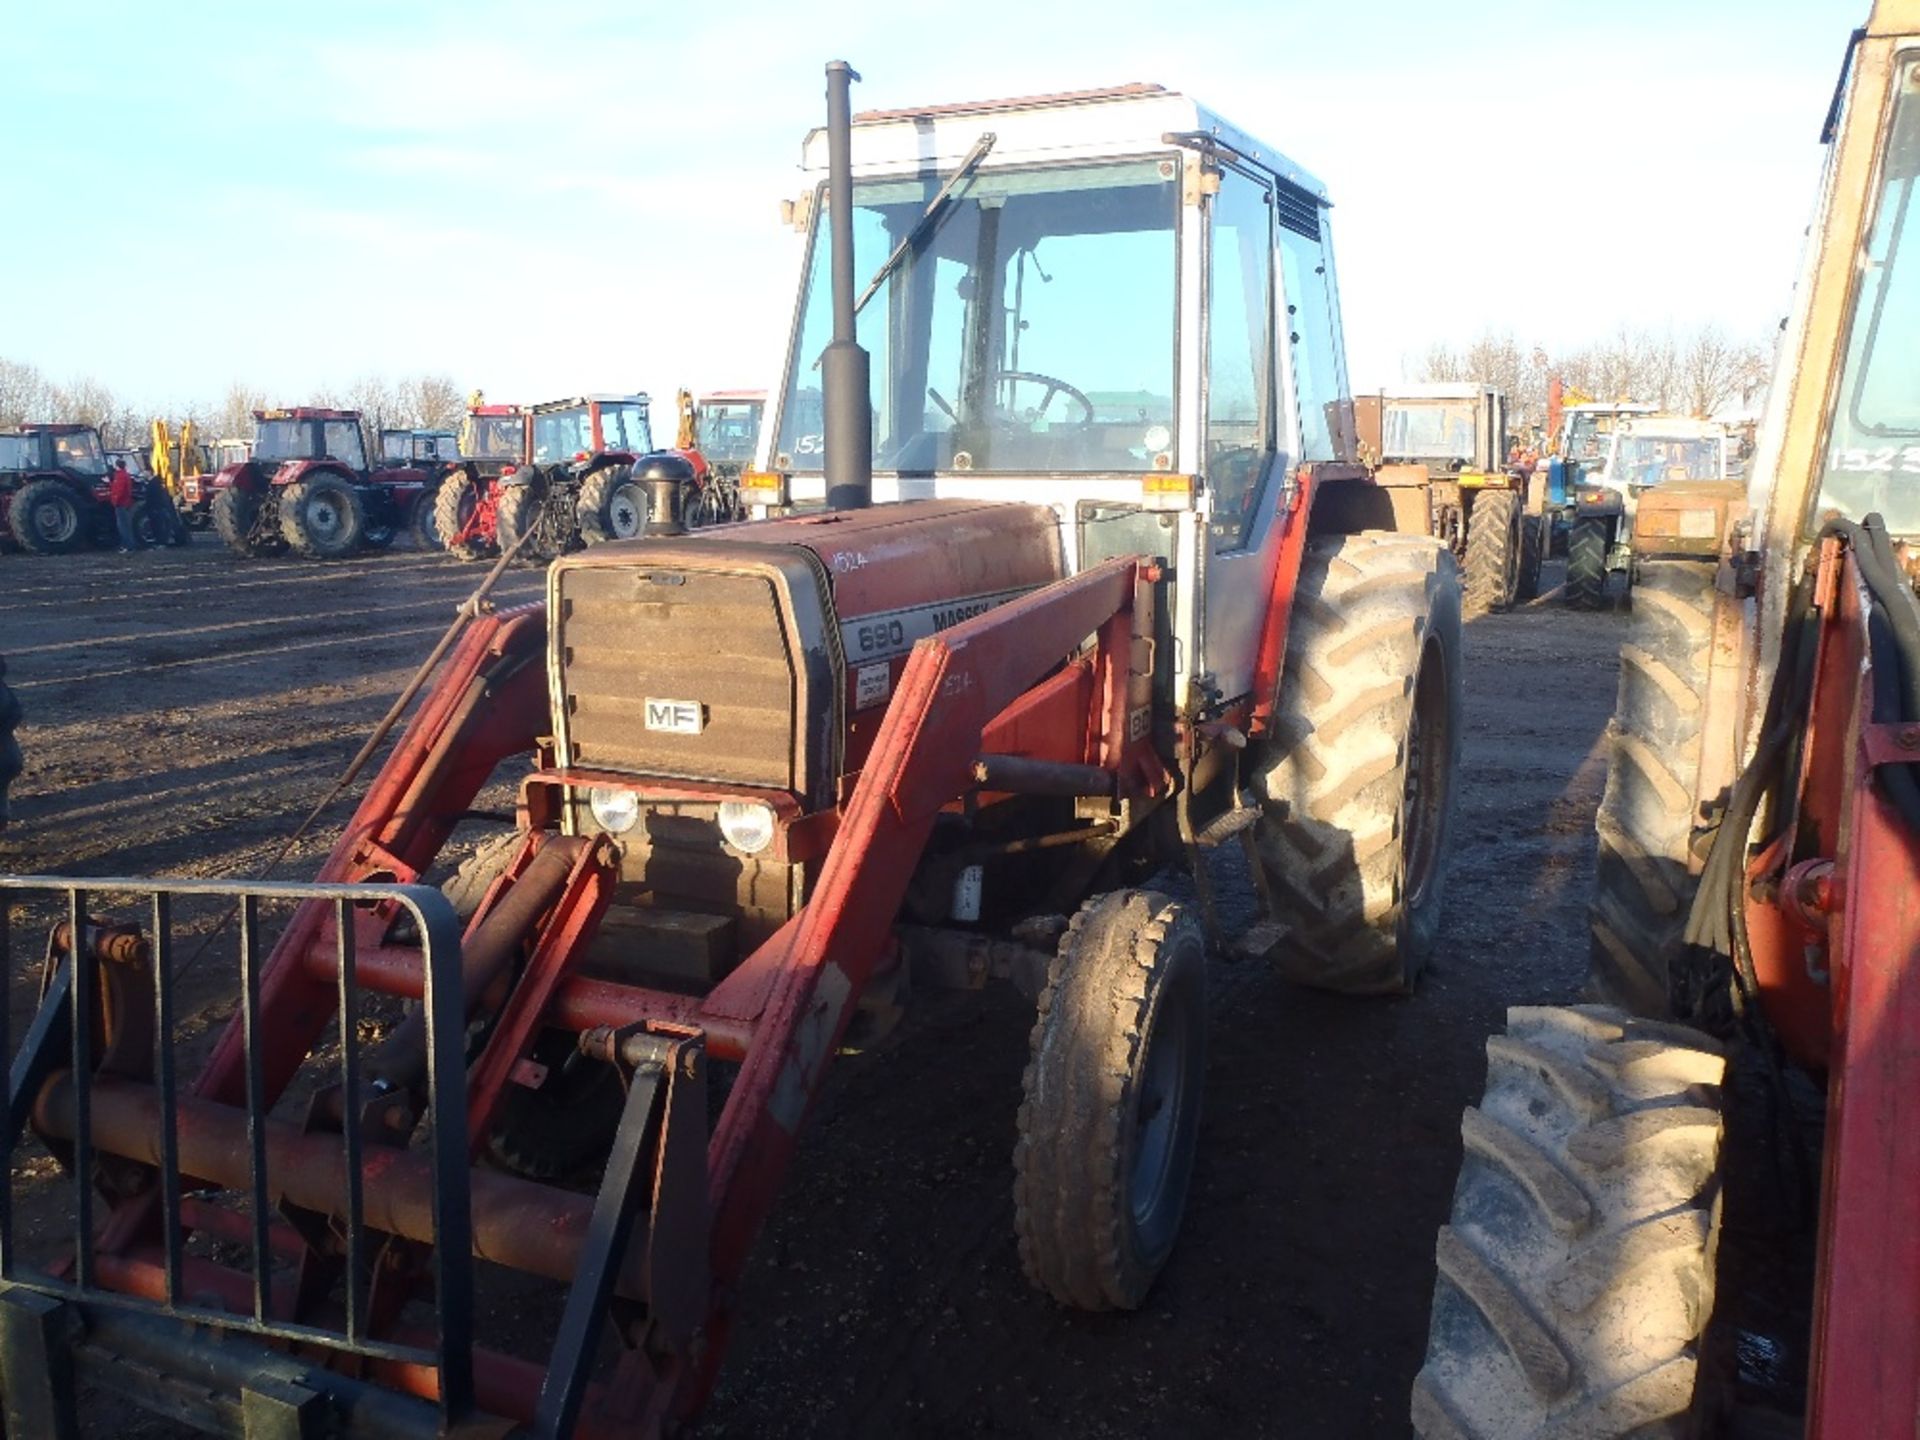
[986,370,1095,429]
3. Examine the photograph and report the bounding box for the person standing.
[109,458,138,552]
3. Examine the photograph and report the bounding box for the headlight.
[718,800,776,855]
[588,786,641,834]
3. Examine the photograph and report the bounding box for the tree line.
[1412,323,1775,432]
[0,358,470,450]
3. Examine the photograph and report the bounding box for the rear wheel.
[576,464,647,544]
[1588,561,1717,1016]
[411,483,443,550]
[212,486,272,556]
[1463,489,1523,616]
[1251,531,1464,993]
[9,479,84,554]
[1566,518,1610,610]
[433,472,491,559]
[1516,512,1546,602]
[496,478,563,565]
[1412,1005,1726,1439]
[280,474,365,558]
[1014,890,1206,1311]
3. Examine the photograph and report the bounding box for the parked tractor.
[0,66,1463,1435]
[179,437,252,529]
[1360,384,1548,613]
[433,404,528,561]
[495,394,657,560]
[207,408,432,559]
[1,423,162,554]
[1414,7,1920,1434]
[1564,414,1730,609]
[682,388,764,525]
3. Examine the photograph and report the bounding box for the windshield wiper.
[853,132,996,316]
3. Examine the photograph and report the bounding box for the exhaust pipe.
[822,59,872,511]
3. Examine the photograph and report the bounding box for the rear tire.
[411,483,443,550]
[1566,518,1609,610]
[280,474,366,559]
[1463,489,1523,616]
[1251,531,1464,993]
[1412,1005,1726,1439]
[1588,561,1717,1016]
[212,486,274,557]
[433,472,491,559]
[1014,890,1206,1311]
[576,464,647,544]
[496,479,560,565]
[9,479,84,554]
[1516,512,1546,602]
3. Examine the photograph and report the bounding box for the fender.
[269,458,358,489]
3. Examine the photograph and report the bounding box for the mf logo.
[644,698,705,735]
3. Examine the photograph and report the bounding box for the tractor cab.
[456,405,527,463]
[379,428,459,467]
[1,423,140,553]
[253,409,372,472]
[694,389,764,470]
[495,394,660,559]
[1377,384,1508,475]
[527,395,652,466]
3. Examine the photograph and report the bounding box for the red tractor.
[207,408,433,559]
[0,67,1461,1435]
[431,404,528,561]
[1413,6,1920,1435]
[1,424,162,554]
[495,394,659,561]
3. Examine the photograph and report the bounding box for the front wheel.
[576,464,647,544]
[1014,890,1206,1311]
[9,479,84,554]
[1251,532,1463,993]
[1463,488,1523,616]
[1412,1005,1726,1438]
[496,479,563,565]
[1566,517,1610,610]
[433,472,491,559]
[280,474,366,558]
[212,486,275,557]
[1515,512,1547,602]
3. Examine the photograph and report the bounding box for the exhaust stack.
[822,59,872,511]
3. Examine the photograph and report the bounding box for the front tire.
[1588,561,1717,1016]
[280,474,366,559]
[1014,890,1206,1311]
[1412,1005,1726,1439]
[1516,512,1546,602]
[1566,517,1610,610]
[576,464,647,544]
[1252,532,1464,993]
[9,479,84,554]
[1463,489,1523,616]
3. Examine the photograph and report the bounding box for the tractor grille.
[555,564,800,791]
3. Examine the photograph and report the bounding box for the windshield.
[599,401,652,453]
[1814,59,1920,532]
[52,430,106,474]
[1384,402,1477,463]
[0,435,31,471]
[699,401,761,462]
[463,415,524,459]
[1607,434,1724,485]
[777,157,1180,474]
[254,420,316,462]
[1566,413,1614,464]
[532,407,591,463]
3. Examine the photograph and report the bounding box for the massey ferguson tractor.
[1414,6,1920,1434]
[0,67,1461,1435]
[1,424,160,554]
[432,403,527,560]
[207,408,433,559]
[1360,385,1548,615]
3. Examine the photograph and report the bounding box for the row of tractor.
[0,7,1911,1436]
[0,391,765,563]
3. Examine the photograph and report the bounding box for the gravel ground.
[0,539,1629,1437]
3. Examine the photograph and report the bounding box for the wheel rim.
[1402,637,1451,909]
[1130,974,1197,1240]
[307,494,343,540]
[35,497,77,544]
[608,483,648,538]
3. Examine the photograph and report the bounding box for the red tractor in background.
[1,424,163,554]
[432,403,528,561]
[207,408,434,559]
[495,394,658,561]
[1414,6,1920,1435]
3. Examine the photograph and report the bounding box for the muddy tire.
[1464,489,1522,616]
[496,479,561,565]
[1014,889,1207,1311]
[279,474,365,558]
[1587,561,1717,1016]
[1516,512,1546,602]
[9,479,84,554]
[575,464,647,544]
[1412,1004,1726,1439]
[443,830,523,923]
[1566,518,1609,610]
[212,486,279,557]
[434,472,491,559]
[411,483,443,551]
[489,1030,628,1180]
[1251,532,1463,993]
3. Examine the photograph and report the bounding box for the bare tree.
[213,382,268,440]
[391,374,466,432]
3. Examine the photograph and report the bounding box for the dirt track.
[0,539,1626,1437]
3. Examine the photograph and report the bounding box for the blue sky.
[0,0,1866,415]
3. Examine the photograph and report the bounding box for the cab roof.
[531,394,649,412]
[802,81,1329,203]
[11,423,100,435]
[254,407,361,422]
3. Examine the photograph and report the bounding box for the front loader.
[0,65,1465,1436]
[1413,6,1920,1434]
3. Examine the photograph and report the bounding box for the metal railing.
[0,874,474,1424]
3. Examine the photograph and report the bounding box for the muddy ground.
[0,538,1626,1437]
